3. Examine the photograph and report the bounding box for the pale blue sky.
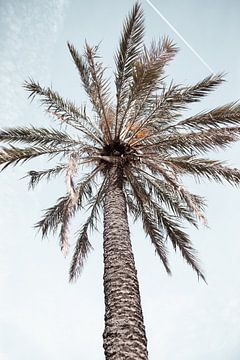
[0,1,240,359]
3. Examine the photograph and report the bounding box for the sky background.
[0,1,240,359]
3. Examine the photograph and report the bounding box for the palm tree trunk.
[103,165,148,359]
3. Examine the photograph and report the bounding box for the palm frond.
[138,126,240,154]
[126,74,225,143]
[0,145,68,170]
[35,166,102,238]
[134,166,198,227]
[35,195,70,237]
[174,102,240,131]
[24,79,104,145]
[159,210,206,282]
[65,152,78,197]
[142,158,207,224]
[69,223,93,282]
[0,126,79,147]
[69,174,107,281]
[114,2,144,136]
[118,37,177,139]
[84,43,112,141]
[177,187,207,225]
[126,167,205,280]
[163,156,240,185]
[151,196,205,280]
[132,37,177,100]
[59,152,79,255]
[25,164,66,189]
[67,42,91,95]
[161,73,224,111]
[68,42,115,142]
[126,168,171,274]
[125,190,141,221]
[68,43,110,131]
[122,84,178,143]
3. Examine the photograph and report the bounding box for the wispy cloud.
[0,0,68,125]
[0,2,69,357]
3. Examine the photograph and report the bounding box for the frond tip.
[69,224,93,282]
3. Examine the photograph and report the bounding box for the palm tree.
[1,2,240,359]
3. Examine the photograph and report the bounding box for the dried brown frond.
[59,152,78,255]
[25,165,66,190]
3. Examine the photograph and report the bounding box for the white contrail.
[144,0,215,74]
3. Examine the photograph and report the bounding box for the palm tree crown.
[1,2,240,284]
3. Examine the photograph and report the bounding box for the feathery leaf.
[25,164,66,189]
[0,145,67,170]
[114,2,144,136]
[0,126,78,147]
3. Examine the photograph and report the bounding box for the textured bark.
[103,166,148,359]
